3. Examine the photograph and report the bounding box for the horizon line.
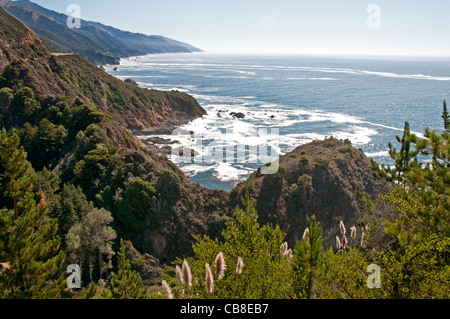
[181,50,450,60]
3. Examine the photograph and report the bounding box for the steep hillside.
[0,6,205,133]
[1,0,202,65]
[0,4,49,67]
[230,138,390,248]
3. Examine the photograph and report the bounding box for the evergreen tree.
[0,130,65,298]
[364,112,450,298]
[11,87,40,117]
[52,183,93,237]
[107,239,148,299]
[293,215,323,298]
[0,129,34,218]
[29,118,67,170]
[442,100,449,132]
[371,121,419,184]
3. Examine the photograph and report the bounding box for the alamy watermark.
[66,4,81,29]
[366,264,381,288]
[66,264,81,289]
[366,4,381,29]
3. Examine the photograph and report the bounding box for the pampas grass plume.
[302,228,310,242]
[361,227,366,248]
[215,252,226,280]
[339,220,346,235]
[205,263,214,294]
[350,226,357,240]
[161,280,173,299]
[182,259,192,287]
[280,242,288,255]
[236,257,244,275]
[175,265,183,284]
[342,235,348,249]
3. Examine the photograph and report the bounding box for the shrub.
[0,87,13,108]
[299,155,310,166]
[12,87,41,117]
[157,169,181,202]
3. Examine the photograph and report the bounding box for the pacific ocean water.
[105,53,450,190]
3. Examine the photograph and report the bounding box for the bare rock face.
[149,232,167,257]
[229,137,390,249]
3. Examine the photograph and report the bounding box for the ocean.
[105,53,450,191]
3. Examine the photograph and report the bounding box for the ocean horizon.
[105,53,450,190]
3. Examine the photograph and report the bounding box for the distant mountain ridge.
[0,0,203,65]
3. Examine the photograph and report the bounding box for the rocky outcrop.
[229,138,390,248]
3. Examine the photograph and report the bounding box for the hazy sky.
[22,0,450,56]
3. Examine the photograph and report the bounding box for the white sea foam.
[365,150,390,158]
[286,77,338,81]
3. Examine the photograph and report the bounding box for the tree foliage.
[166,195,295,299]
[106,239,149,299]
[65,208,116,283]
[0,130,65,298]
[293,215,323,298]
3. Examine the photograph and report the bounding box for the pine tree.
[365,111,450,298]
[107,239,148,299]
[293,215,323,299]
[0,129,34,219]
[0,130,65,298]
[442,100,449,132]
[371,121,419,184]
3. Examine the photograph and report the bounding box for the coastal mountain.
[0,5,387,269]
[0,6,205,133]
[0,0,202,65]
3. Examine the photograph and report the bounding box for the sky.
[20,0,450,56]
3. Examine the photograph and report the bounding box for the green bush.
[0,87,13,108]
[298,155,310,166]
[116,177,159,231]
[12,87,41,117]
[156,169,182,203]
[315,157,330,166]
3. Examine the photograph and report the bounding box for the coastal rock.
[124,78,139,86]
[230,112,245,119]
[143,136,180,145]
